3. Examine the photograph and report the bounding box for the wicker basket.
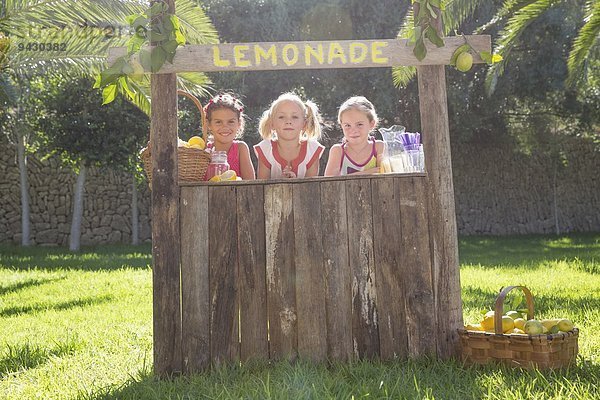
[140,90,211,185]
[458,285,579,369]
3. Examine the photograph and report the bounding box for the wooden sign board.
[108,35,491,73]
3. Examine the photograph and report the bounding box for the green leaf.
[118,76,134,98]
[169,15,181,30]
[424,26,444,47]
[102,83,118,105]
[174,29,186,45]
[149,31,166,43]
[127,35,146,55]
[93,74,102,89]
[148,2,168,18]
[132,16,149,31]
[121,62,134,75]
[139,49,152,71]
[150,46,167,73]
[479,51,493,64]
[162,40,179,55]
[429,0,441,8]
[414,38,427,61]
[125,14,139,26]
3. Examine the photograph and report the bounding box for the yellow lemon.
[557,319,574,332]
[188,136,206,149]
[209,175,221,182]
[541,319,559,332]
[220,170,237,181]
[513,318,526,330]
[511,328,525,334]
[523,319,544,335]
[501,316,515,333]
[480,317,494,331]
[465,323,483,332]
[188,144,205,150]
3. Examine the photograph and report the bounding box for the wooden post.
[151,0,182,376]
[415,5,463,358]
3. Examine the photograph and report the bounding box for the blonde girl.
[254,92,324,179]
[324,96,384,176]
[204,92,255,180]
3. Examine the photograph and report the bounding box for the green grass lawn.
[1,234,599,400]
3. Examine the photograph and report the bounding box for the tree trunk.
[552,158,560,236]
[69,164,86,252]
[17,132,31,246]
[131,174,140,245]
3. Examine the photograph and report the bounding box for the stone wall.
[452,140,599,235]
[0,136,598,245]
[0,139,151,245]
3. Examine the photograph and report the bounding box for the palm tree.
[0,0,218,247]
[393,0,598,91]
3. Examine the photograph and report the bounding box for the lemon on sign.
[188,136,206,149]
[456,52,473,72]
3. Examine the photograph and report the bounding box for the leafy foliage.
[36,77,149,173]
[95,1,188,105]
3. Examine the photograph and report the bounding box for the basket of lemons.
[141,90,211,186]
[458,285,578,369]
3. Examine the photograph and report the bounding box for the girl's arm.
[305,158,320,177]
[256,158,271,179]
[323,145,343,176]
[238,142,256,180]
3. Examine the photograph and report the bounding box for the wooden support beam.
[415,4,463,359]
[151,0,182,377]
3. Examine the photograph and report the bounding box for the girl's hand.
[282,165,296,179]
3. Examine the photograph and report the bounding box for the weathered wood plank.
[237,185,268,361]
[108,36,491,73]
[417,65,463,358]
[180,187,210,372]
[151,72,182,376]
[293,182,327,361]
[264,184,297,361]
[345,179,379,358]
[209,185,239,365]
[398,177,437,357]
[320,180,353,362]
[371,177,409,360]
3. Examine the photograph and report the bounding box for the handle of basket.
[177,89,208,142]
[493,285,534,334]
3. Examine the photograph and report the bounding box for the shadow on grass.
[0,294,114,318]
[459,233,600,270]
[461,286,600,314]
[0,337,81,378]
[0,276,66,296]
[79,357,600,400]
[0,244,152,271]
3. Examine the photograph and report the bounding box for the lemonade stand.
[106,0,493,375]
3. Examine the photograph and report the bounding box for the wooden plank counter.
[179,173,437,370]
